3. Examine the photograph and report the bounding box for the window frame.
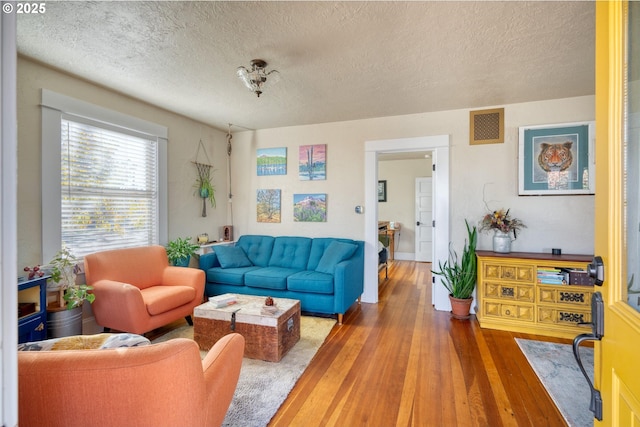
[41,89,168,263]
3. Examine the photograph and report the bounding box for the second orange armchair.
[84,245,205,334]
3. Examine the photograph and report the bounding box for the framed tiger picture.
[518,121,595,195]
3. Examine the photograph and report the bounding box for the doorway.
[378,154,432,262]
[415,177,433,262]
[364,135,450,311]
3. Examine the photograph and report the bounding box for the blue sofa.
[198,235,364,324]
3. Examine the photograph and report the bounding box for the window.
[42,90,168,262]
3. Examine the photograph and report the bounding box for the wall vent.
[470,108,504,145]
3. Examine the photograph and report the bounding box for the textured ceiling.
[17,1,595,131]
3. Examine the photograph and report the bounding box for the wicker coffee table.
[193,294,301,362]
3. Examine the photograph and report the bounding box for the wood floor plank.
[267,261,568,427]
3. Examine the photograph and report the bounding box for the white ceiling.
[17,1,595,132]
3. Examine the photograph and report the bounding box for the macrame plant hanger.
[193,139,214,217]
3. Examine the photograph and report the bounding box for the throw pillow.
[315,241,358,274]
[214,246,253,269]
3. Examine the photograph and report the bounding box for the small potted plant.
[47,247,95,309]
[432,220,478,319]
[166,237,199,267]
[46,247,95,338]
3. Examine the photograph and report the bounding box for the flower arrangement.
[479,208,526,238]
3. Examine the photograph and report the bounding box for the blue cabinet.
[18,275,48,343]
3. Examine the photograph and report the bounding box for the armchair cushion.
[142,286,197,316]
[214,245,253,269]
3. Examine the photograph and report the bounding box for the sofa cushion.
[316,241,358,274]
[268,237,312,270]
[287,270,334,294]
[141,286,196,316]
[206,266,260,286]
[214,246,252,268]
[307,238,356,270]
[245,267,300,290]
[236,235,274,267]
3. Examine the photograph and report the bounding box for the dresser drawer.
[484,282,535,302]
[537,286,592,307]
[483,301,534,322]
[483,263,534,282]
[18,313,46,343]
[538,306,591,326]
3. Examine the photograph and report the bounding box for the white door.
[415,177,432,262]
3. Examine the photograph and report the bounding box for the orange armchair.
[84,245,205,334]
[18,334,245,427]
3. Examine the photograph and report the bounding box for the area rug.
[516,338,594,427]
[153,316,336,427]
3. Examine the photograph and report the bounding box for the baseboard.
[394,252,414,261]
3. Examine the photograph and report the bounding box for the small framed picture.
[518,121,595,195]
[378,180,387,202]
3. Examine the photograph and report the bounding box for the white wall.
[17,57,229,267]
[230,96,595,256]
[16,56,595,267]
[379,158,432,258]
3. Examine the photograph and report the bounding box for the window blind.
[60,117,159,257]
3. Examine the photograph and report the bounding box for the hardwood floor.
[268,261,570,427]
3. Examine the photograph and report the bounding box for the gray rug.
[516,338,594,427]
[153,316,336,427]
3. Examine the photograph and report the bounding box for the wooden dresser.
[476,251,594,339]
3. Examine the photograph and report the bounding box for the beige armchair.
[84,245,205,334]
[18,333,245,427]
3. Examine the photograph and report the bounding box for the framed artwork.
[293,193,326,222]
[378,180,387,202]
[257,148,287,176]
[299,144,326,180]
[518,121,595,195]
[256,189,281,223]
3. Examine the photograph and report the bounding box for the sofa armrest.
[199,252,221,271]
[333,257,364,315]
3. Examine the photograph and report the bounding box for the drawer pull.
[502,287,514,297]
[505,309,511,316]
[560,292,586,303]
[560,312,585,323]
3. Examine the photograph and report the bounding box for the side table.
[18,275,48,343]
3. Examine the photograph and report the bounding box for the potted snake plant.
[431,220,478,319]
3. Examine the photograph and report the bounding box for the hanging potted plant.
[193,161,216,217]
[45,247,95,338]
[166,237,200,267]
[432,220,478,319]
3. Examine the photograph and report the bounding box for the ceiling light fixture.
[236,59,279,97]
